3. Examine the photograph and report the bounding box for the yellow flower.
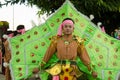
[45,64,61,75]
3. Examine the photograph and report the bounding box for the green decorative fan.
[9,0,120,80]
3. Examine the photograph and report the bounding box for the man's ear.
[73,27,75,31]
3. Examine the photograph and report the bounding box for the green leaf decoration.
[9,0,120,80]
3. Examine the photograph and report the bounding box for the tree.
[0,0,120,34]
[0,21,9,38]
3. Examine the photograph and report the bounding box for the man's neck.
[63,34,72,40]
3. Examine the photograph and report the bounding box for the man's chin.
[65,33,72,35]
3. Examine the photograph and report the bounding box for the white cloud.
[0,4,44,31]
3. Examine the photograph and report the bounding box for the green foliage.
[0,0,120,15]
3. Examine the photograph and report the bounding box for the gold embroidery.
[61,36,74,45]
[64,41,70,45]
[75,36,84,43]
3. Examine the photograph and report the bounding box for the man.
[16,25,26,35]
[33,18,97,80]
[3,30,14,80]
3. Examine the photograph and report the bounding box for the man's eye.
[64,25,68,28]
[69,26,72,28]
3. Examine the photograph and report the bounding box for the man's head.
[57,18,74,36]
[16,25,25,34]
[17,25,25,30]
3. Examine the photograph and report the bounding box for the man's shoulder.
[51,35,61,43]
[73,35,85,43]
[51,35,61,40]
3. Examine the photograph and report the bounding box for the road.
[0,65,5,80]
[0,74,5,80]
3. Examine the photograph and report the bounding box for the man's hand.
[92,71,97,78]
[32,68,40,74]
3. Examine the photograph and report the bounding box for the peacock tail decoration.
[9,0,120,80]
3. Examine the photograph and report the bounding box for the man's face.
[62,23,74,35]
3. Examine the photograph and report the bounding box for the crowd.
[110,27,120,40]
[0,24,26,80]
[0,18,98,80]
[96,22,120,40]
[0,18,119,80]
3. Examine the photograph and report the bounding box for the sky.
[0,0,47,31]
